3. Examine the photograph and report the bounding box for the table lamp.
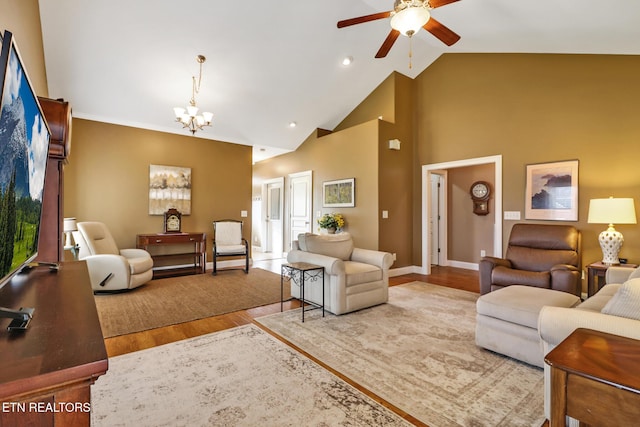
[587,197,637,265]
[63,217,78,258]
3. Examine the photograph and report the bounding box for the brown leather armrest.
[479,257,512,294]
[550,264,581,296]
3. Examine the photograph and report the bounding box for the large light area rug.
[94,268,289,338]
[257,282,545,427]
[91,324,412,427]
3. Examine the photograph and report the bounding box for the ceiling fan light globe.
[390,7,430,36]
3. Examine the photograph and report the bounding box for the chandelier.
[173,55,213,135]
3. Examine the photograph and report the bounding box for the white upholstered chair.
[212,220,249,275]
[73,221,153,292]
[287,232,393,315]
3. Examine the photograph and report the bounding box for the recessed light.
[289,121,297,128]
[342,56,353,66]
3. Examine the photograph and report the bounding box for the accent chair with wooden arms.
[212,220,249,275]
[73,221,153,292]
[479,223,582,297]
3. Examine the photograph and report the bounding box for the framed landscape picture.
[525,160,578,221]
[323,178,355,208]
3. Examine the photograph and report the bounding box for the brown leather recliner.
[479,224,582,296]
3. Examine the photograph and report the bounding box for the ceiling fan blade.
[375,29,400,58]
[428,0,460,9]
[337,11,392,28]
[423,18,461,46]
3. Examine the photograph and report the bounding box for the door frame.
[421,155,503,275]
[262,177,284,254]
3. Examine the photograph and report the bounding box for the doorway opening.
[421,155,503,275]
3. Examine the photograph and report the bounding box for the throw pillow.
[628,267,640,280]
[601,277,640,320]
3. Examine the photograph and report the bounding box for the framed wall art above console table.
[137,232,207,278]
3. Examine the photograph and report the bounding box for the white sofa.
[287,232,393,315]
[539,266,640,423]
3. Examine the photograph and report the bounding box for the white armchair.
[73,221,153,292]
[287,233,393,315]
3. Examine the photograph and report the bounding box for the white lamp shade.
[390,6,430,36]
[202,111,214,123]
[63,217,77,232]
[187,105,199,117]
[587,198,637,225]
[173,107,185,118]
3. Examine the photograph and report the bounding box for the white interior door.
[289,171,312,250]
[265,180,283,256]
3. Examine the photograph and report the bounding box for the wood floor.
[102,266,509,427]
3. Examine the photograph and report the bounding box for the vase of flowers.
[318,213,345,234]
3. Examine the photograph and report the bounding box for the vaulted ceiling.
[38,0,640,162]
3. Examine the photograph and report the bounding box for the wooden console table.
[545,328,640,427]
[0,261,108,426]
[137,232,207,278]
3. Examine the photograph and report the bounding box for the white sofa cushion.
[298,232,353,261]
[477,285,579,329]
[344,261,382,286]
[601,278,640,320]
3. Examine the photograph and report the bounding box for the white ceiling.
[38,0,640,162]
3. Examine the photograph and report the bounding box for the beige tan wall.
[0,0,48,97]
[447,164,495,263]
[378,74,414,266]
[253,121,380,251]
[415,53,640,272]
[64,119,252,258]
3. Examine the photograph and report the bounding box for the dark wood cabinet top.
[0,261,108,399]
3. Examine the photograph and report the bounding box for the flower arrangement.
[317,213,345,232]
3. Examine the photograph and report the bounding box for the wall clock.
[470,181,491,216]
[164,208,182,233]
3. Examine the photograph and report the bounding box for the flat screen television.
[0,30,51,291]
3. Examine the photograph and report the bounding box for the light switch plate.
[504,211,521,220]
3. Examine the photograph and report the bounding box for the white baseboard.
[389,265,418,277]
[447,260,479,271]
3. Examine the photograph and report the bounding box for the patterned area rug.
[91,324,411,426]
[257,282,545,427]
[94,268,289,338]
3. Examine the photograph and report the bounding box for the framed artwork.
[525,160,578,221]
[149,165,192,215]
[323,178,355,208]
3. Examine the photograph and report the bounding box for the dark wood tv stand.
[0,261,108,426]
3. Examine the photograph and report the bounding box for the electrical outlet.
[392,253,397,261]
[480,250,486,257]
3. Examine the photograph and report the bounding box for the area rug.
[91,324,412,427]
[94,268,289,338]
[257,282,545,427]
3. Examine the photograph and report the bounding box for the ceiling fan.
[337,0,461,60]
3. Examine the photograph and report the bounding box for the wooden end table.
[281,262,325,322]
[586,261,638,297]
[544,328,640,427]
